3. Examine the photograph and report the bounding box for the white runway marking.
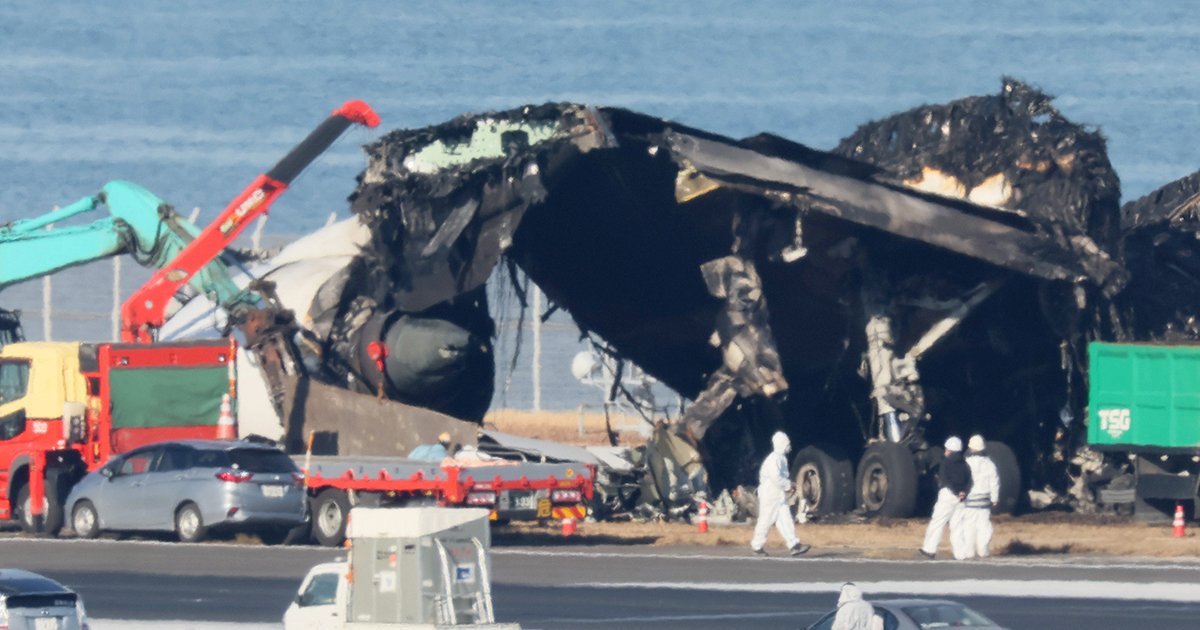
[568,579,1200,602]
[537,609,821,624]
[492,547,1200,572]
[5,537,1199,573]
[0,536,334,554]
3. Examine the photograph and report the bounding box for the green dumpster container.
[1088,342,1200,452]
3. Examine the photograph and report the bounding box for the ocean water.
[2,1,1198,409]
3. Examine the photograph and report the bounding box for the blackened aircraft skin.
[342,81,1189,504]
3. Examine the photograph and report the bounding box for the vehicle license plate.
[261,484,286,497]
[35,617,58,630]
[511,492,535,509]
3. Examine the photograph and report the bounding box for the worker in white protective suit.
[919,436,971,559]
[832,582,884,630]
[955,434,1000,559]
[750,431,811,556]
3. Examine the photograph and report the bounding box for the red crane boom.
[121,100,379,342]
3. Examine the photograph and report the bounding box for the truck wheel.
[72,500,100,539]
[16,479,65,536]
[856,442,918,518]
[987,440,1022,515]
[792,443,855,516]
[312,489,350,547]
[175,502,207,543]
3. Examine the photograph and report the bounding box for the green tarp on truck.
[108,365,229,429]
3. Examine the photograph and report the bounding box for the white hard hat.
[968,434,986,452]
[944,436,963,452]
[771,431,791,451]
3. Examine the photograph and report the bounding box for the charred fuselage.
[347,82,1147,516]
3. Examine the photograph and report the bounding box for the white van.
[284,561,519,630]
[284,507,519,630]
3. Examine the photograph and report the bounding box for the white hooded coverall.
[750,431,800,551]
[955,450,1000,559]
[921,437,970,558]
[832,583,882,630]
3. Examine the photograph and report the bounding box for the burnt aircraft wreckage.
[339,77,1153,518]
[167,78,1199,518]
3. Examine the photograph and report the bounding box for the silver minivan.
[0,569,88,630]
[64,439,306,543]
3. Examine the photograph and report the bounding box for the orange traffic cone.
[696,500,709,534]
[1174,503,1186,538]
[216,394,237,440]
[561,516,577,536]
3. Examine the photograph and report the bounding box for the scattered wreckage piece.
[479,425,708,522]
[349,91,1123,519]
[634,424,709,520]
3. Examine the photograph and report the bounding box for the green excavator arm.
[0,180,252,324]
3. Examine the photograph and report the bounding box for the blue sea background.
[1,1,1198,411]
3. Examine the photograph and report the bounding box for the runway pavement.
[3,536,1199,629]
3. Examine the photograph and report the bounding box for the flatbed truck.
[299,455,593,546]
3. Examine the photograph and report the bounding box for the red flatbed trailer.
[299,455,595,546]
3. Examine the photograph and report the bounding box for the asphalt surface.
[3,535,1200,629]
